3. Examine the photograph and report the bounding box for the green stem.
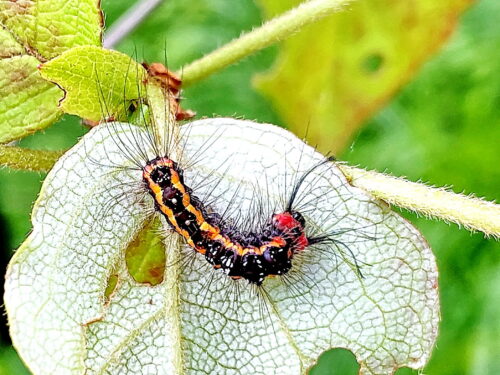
[179,0,353,86]
[0,145,64,172]
[339,165,500,238]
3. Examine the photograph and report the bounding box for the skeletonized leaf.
[39,46,147,122]
[254,0,474,153]
[5,118,439,375]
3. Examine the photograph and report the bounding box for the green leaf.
[254,0,474,153]
[0,49,62,143]
[0,0,102,143]
[39,46,147,121]
[4,119,439,375]
[0,0,102,60]
[0,27,24,57]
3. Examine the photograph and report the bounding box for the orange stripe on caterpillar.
[142,156,310,285]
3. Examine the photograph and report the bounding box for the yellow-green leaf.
[254,0,474,153]
[0,0,102,60]
[0,53,62,143]
[0,0,103,143]
[0,27,24,57]
[39,46,147,121]
[104,274,119,301]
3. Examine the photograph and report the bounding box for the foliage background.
[0,0,498,374]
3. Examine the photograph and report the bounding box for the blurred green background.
[1,0,499,374]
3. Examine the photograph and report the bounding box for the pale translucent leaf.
[4,118,439,375]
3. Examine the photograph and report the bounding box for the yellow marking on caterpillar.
[144,165,209,256]
[186,203,206,225]
[144,160,290,261]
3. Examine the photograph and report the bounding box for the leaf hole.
[361,53,384,74]
[309,348,359,374]
[125,216,166,286]
[104,273,119,302]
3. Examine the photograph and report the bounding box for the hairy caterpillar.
[142,154,343,286]
[3,93,438,375]
[94,106,369,301]
[81,61,360,290]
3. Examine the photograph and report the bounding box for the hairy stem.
[339,165,500,238]
[0,145,64,172]
[179,0,353,85]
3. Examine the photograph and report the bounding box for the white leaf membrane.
[4,118,439,375]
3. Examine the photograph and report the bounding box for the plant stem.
[339,165,500,238]
[179,0,353,86]
[0,145,64,172]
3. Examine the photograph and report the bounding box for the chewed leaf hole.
[104,274,119,301]
[125,216,166,286]
[309,348,359,375]
[361,53,384,74]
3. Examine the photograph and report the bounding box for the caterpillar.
[4,76,439,375]
[90,68,366,292]
[141,155,336,286]
[94,115,369,300]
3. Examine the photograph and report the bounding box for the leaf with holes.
[254,0,474,153]
[4,118,439,375]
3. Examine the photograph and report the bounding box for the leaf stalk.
[339,165,500,238]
